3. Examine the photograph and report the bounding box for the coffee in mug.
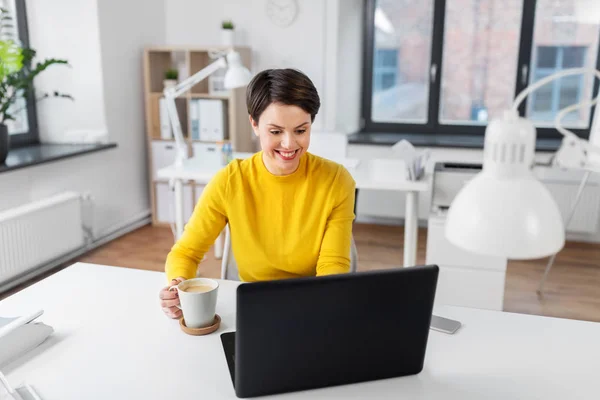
[182,284,214,293]
[169,278,219,329]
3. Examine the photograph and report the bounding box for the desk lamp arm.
[163,55,228,167]
[511,68,600,173]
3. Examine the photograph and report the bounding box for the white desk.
[157,154,428,267]
[1,263,599,399]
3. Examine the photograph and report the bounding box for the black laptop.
[220,265,439,398]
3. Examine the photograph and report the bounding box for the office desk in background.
[157,154,428,267]
[1,263,599,399]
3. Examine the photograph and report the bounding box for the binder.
[199,99,225,141]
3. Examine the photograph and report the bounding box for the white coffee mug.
[169,278,219,329]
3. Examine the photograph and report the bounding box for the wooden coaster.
[179,314,221,336]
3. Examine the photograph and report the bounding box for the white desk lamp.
[163,50,252,168]
[445,68,600,291]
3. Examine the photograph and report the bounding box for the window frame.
[529,46,587,123]
[5,0,40,148]
[359,0,600,144]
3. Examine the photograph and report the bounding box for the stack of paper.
[391,140,430,181]
[0,311,53,369]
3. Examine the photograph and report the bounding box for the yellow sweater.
[165,151,356,282]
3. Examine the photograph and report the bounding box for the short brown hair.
[246,69,321,123]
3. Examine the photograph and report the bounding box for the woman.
[159,69,356,319]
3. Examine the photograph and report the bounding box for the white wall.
[164,0,328,131]
[164,0,365,134]
[92,0,166,235]
[0,0,166,238]
[26,0,107,142]
[334,0,363,133]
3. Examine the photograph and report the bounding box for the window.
[360,0,600,143]
[524,0,600,130]
[439,0,523,126]
[530,46,587,123]
[370,2,434,124]
[2,0,39,147]
[373,49,399,92]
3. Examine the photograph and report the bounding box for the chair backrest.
[221,224,239,280]
[221,224,358,281]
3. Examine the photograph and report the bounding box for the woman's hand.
[159,277,185,319]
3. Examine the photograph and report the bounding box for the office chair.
[220,224,359,281]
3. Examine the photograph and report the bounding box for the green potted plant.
[0,7,71,164]
[221,20,235,47]
[163,68,178,90]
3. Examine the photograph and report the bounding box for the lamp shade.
[445,111,566,259]
[224,51,252,89]
[445,173,565,259]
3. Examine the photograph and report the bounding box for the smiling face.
[250,102,311,176]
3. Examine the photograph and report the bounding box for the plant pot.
[0,124,9,165]
[163,79,177,90]
[221,29,235,47]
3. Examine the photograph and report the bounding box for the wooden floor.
[69,223,600,323]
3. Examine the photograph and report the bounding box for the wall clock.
[266,0,298,28]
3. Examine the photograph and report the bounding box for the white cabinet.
[192,142,223,166]
[152,142,227,226]
[151,141,178,179]
[152,140,192,225]
[426,215,506,311]
[426,162,507,311]
[155,182,194,224]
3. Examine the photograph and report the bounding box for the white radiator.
[542,179,600,234]
[0,192,85,285]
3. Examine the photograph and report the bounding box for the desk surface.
[157,153,429,192]
[1,263,598,399]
